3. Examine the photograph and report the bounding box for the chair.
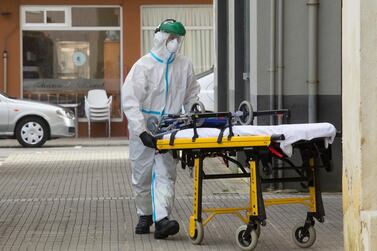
[84,89,112,137]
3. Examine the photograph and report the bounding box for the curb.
[0,138,129,148]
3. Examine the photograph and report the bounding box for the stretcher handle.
[271,134,285,141]
[191,112,232,119]
[166,114,182,118]
[253,109,290,118]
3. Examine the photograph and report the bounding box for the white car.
[196,68,214,112]
[0,91,75,147]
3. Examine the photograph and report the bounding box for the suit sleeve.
[121,64,148,136]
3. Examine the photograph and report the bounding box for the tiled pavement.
[0,145,343,250]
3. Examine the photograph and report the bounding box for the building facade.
[0,0,213,137]
[214,0,342,191]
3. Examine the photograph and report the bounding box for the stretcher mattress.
[162,123,336,156]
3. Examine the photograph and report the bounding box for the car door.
[0,94,9,133]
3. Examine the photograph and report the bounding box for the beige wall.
[343,0,377,250]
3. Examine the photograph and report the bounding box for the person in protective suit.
[121,19,200,239]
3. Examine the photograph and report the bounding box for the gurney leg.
[311,157,325,222]
[250,160,258,219]
[189,155,204,245]
[235,160,262,251]
[292,156,322,248]
[248,159,266,226]
[307,156,325,222]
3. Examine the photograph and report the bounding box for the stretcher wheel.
[292,223,316,248]
[190,101,205,114]
[235,225,258,251]
[189,221,204,245]
[190,101,205,126]
[237,100,254,125]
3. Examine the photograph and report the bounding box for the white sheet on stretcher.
[162,123,336,157]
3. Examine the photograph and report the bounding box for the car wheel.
[15,117,49,147]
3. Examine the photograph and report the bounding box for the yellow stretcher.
[157,132,332,250]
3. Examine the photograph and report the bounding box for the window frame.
[140,4,214,56]
[20,5,124,122]
[22,6,70,27]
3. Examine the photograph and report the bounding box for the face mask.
[166,38,179,53]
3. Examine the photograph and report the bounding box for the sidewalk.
[0,143,343,250]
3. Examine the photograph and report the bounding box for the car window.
[0,91,8,98]
[0,91,16,99]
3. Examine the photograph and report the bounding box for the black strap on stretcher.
[169,130,178,146]
[168,112,237,145]
[217,127,226,143]
[191,115,199,142]
[164,98,288,146]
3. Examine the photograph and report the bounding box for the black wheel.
[237,100,254,125]
[190,101,205,126]
[190,101,205,114]
[15,117,49,147]
[292,223,316,248]
[189,221,204,245]
[235,225,258,251]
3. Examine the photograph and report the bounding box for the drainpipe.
[276,0,284,190]
[228,0,235,112]
[3,50,7,93]
[307,0,319,123]
[268,0,276,191]
[269,0,276,125]
[277,0,284,124]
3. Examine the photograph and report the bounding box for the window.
[141,5,214,74]
[23,7,68,26]
[21,6,122,120]
[46,11,65,23]
[71,7,120,27]
[25,11,44,23]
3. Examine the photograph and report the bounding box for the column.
[343,0,377,250]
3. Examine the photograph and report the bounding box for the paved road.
[0,143,343,251]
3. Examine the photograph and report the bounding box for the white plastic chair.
[84,89,112,137]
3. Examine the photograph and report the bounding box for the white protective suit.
[122,31,200,222]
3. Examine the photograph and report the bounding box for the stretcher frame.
[157,134,331,250]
